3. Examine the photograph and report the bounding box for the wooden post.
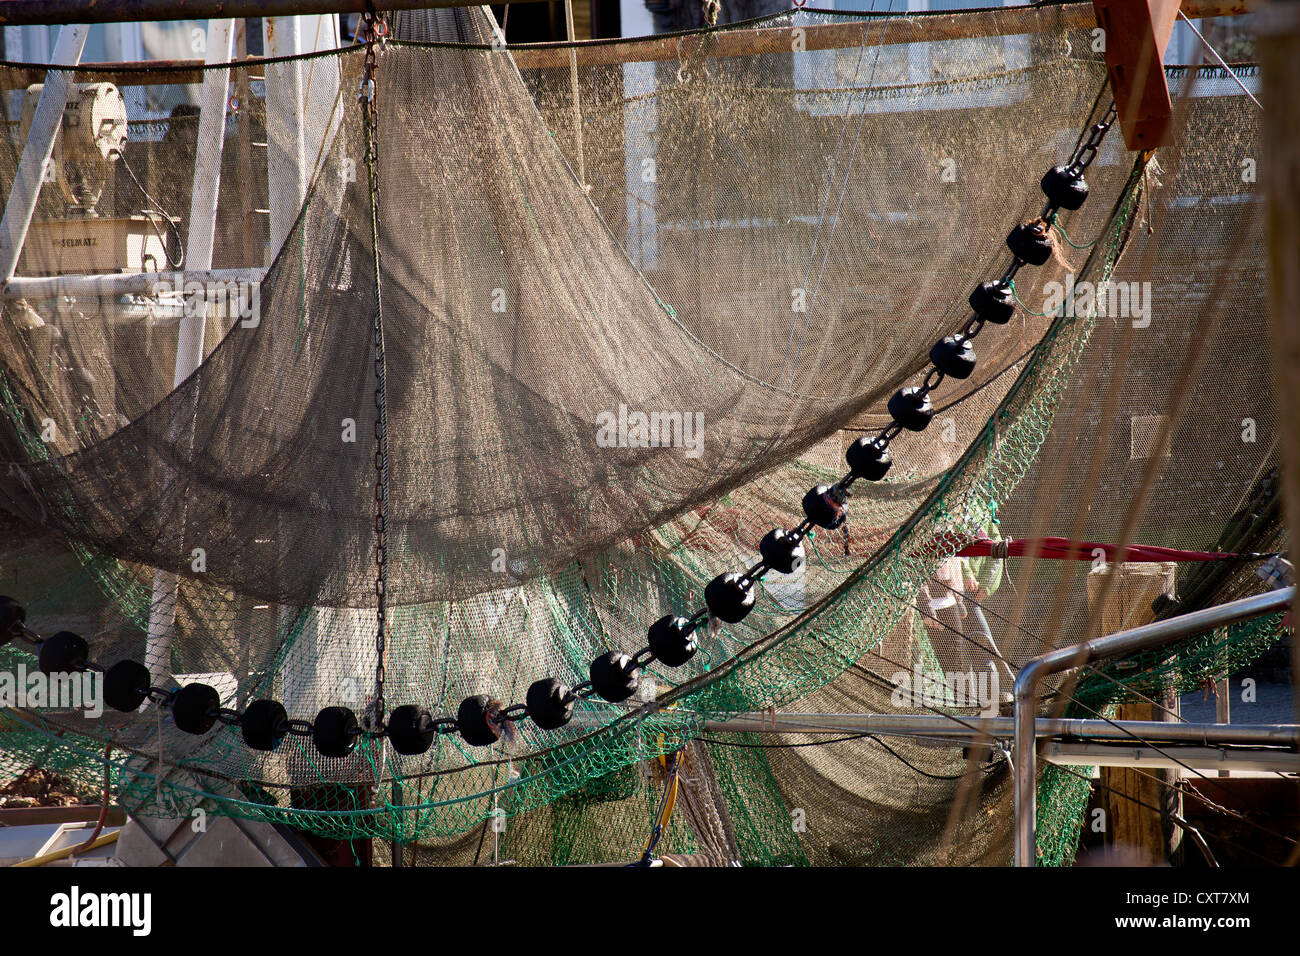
[1087,561,1181,864]
[1214,662,1231,778]
[1258,2,1300,726]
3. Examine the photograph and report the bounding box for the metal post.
[0,23,88,281]
[145,18,236,686]
[563,0,585,186]
[262,16,308,258]
[1012,586,1293,867]
[1214,631,1230,777]
[177,18,235,368]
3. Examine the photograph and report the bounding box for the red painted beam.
[1093,0,1182,150]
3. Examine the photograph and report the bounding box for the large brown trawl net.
[0,4,1284,861]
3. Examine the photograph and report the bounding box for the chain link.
[286,719,315,738]
[1069,101,1118,174]
[361,9,390,732]
[145,686,174,706]
[498,703,530,723]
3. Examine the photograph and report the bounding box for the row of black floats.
[0,144,1096,760]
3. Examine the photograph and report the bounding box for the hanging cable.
[1176,10,1263,111]
[633,749,682,866]
[113,148,184,268]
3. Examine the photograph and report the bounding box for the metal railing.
[1012,585,1294,867]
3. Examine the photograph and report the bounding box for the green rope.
[1048,211,1097,250]
[1008,278,1050,317]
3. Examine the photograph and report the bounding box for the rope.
[1050,215,1096,250]
[1176,10,1263,111]
[1007,277,1049,317]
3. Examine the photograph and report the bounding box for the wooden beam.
[0,0,1254,26]
[1258,0,1300,725]
[1093,0,1181,150]
[0,1,1250,87]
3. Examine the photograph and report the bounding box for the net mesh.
[0,4,1285,865]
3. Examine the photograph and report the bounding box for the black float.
[386,704,435,755]
[1041,165,1088,210]
[969,281,1016,324]
[846,436,892,481]
[759,529,806,575]
[930,336,977,380]
[314,705,360,758]
[704,572,757,623]
[647,615,699,667]
[103,660,150,713]
[888,387,934,432]
[801,485,846,530]
[242,699,289,751]
[525,678,576,730]
[172,683,221,735]
[457,695,502,746]
[1006,220,1053,266]
[589,651,640,702]
[37,631,88,676]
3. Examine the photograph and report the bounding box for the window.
[1130,414,1172,460]
[794,0,1029,116]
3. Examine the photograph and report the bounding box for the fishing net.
[0,3,1285,864]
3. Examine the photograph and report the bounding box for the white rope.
[1176,10,1263,111]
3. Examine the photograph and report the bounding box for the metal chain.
[1069,101,1118,175]
[855,101,1119,470]
[361,9,390,732]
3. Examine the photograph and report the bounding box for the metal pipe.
[568,710,1300,746]
[1042,741,1300,773]
[1013,586,1293,867]
[3,267,265,298]
[696,714,1300,746]
[0,24,88,281]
